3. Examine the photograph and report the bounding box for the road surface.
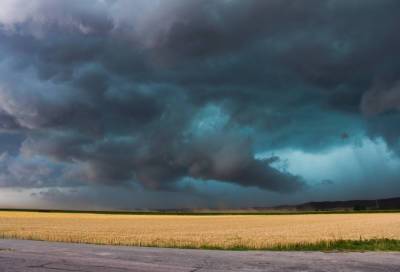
[0,239,399,271]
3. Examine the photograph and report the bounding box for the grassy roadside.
[163,239,400,251]
[1,235,400,251]
[265,239,400,252]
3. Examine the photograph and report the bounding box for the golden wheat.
[0,212,399,249]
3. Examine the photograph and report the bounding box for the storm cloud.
[0,0,400,207]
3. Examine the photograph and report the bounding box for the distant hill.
[271,197,400,211]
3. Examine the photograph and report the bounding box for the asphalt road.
[0,239,399,272]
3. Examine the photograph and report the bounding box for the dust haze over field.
[0,0,400,209]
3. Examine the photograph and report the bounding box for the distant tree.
[353,205,367,211]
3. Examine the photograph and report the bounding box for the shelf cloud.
[0,0,399,207]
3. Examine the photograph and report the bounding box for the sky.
[0,0,400,210]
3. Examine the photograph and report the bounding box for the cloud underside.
[0,0,399,197]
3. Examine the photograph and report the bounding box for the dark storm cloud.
[0,0,399,198]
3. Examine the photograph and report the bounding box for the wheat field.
[0,212,400,249]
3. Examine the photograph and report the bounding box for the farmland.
[0,211,400,250]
